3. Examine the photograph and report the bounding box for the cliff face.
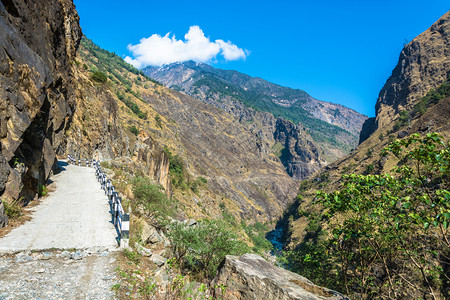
[0,0,81,226]
[274,119,326,179]
[360,11,450,143]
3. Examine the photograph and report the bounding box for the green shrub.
[129,125,139,136]
[3,199,22,219]
[91,71,108,83]
[393,110,409,132]
[123,249,141,264]
[168,219,249,279]
[190,176,207,194]
[155,114,162,128]
[242,222,273,253]
[132,177,173,217]
[38,184,48,197]
[163,147,188,190]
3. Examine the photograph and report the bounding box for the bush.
[38,184,48,197]
[155,114,162,128]
[91,71,108,83]
[168,219,249,279]
[163,147,188,190]
[129,125,139,136]
[3,199,22,219]
[132,177,173,217]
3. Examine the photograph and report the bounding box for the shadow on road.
[54,160,68,175]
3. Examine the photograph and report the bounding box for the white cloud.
[124,26,248,68]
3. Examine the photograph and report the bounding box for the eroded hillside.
[145,62,367,165]
[64,37,298,225]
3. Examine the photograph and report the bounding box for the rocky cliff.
[360,11,450,143]
[0,0,81,227]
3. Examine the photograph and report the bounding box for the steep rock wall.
[360,11,450,143]
[0,0,81,227]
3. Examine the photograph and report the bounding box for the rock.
[363,11,450,140]
[0,199,8,228]
[35,268,45,273]
[212,254,348,300]
[141,221,163,244]
[0,0,81,203]
[397,130,408,138]
[150,254,167,267]
[70,252,82,260]
[135,243,152,257]
[60,251,70,258]
[186,219,197,226]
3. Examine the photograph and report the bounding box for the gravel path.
[0,161,119,299]
[0,249,118,299]
[0,161,118,252]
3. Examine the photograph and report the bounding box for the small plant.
[168,219,249,279]
[123,249,141,264]
[3,198,22,219]
[132,176,174,217]
[129,125,139,136]
[138,278,156,296]
[38,184,48,197]
[155,114,162,128]
[13,158,24,168]
[111,283,120,291]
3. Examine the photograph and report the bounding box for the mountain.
[60,37,300,225]
[279,11,450,299]
[144,62,368,164]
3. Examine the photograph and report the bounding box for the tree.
[286,133,449,299]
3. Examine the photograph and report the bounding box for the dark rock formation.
[0,0,81,227]
[274,118,326,179]
[212,254,348,300]
[358,116,376,144]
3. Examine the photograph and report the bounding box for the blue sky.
[73,0,449,117]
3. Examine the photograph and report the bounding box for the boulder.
[212,254,348,300]
[135,242,152,257]
[141,221,163,244]
[150,253,167,267]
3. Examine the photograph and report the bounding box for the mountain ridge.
[144,61,367,166]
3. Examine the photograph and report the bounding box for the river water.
[266,226,284,255]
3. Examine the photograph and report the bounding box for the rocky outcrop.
[274,119,326,179]
[360,11,450,142]
[61,86,171,192]
[212,254,348,300]
[0,0,81,226]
